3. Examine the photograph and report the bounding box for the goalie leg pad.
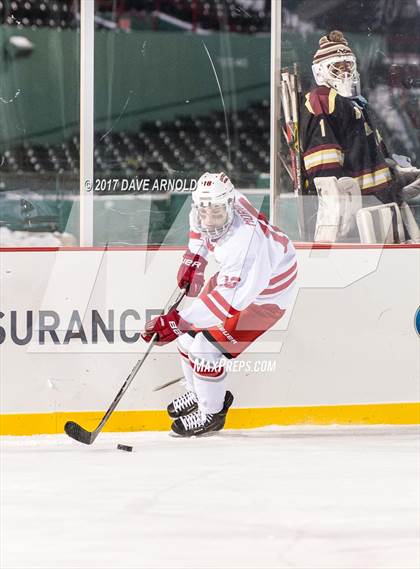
[356,202,405,244]
[313,176,362,242]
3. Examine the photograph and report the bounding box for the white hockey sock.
[177,335,195,392]
[180,354,195,392]
[186,332,227,414]
[193,368,227,415]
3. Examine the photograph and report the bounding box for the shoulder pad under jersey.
[304,85,339,116]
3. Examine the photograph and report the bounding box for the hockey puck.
[117,444,133,452]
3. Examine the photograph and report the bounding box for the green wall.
[0,27,270,146]
[0,25,392,147]
[0,27,80,146]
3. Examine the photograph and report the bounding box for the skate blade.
[168,429,221,439]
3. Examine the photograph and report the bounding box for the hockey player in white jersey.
[142,172,297,437]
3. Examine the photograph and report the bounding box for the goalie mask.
[192,172,235,240]
[312,30,360,98]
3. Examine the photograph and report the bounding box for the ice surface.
[1,425,419,569]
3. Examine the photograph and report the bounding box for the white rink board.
[0,247,419,415]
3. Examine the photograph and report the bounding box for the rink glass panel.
[0,3,80,248]
[92,2,270,247]
[277,0,420,242]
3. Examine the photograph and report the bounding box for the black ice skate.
[167,391,198,419]
[171,391,234,437]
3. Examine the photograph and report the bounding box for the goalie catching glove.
[386,154,420,201]
[177,251,208,297]
[141,308,190,346]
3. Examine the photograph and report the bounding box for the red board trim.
[0,243,419,253]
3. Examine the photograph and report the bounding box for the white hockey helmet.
[192,172,235,239]
[312,30,360,98]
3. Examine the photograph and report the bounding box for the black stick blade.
[64,421,95,445]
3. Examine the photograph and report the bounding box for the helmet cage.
[192,201,234,240]
[192,172,235,239]
[312,54,360,97]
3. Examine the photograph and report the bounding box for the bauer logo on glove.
[182,258,201,268]
[177,250,208,297]
[141,308,190,346]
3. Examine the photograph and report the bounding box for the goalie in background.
[142,172,297,437]
[299,30,420,243]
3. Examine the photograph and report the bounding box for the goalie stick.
[280,63,307,239]
[64,287,188,445]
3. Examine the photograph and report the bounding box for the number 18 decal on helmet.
[192,172,235,240]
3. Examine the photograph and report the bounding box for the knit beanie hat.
[313,30,355,65]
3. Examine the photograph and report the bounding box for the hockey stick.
[153,375,183,392]
[280,65,307,239]
[64,287,188,445]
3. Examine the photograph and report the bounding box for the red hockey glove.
[141,308,190,346]
[177,251,208,297]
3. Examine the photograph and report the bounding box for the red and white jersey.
[179,190,297,329]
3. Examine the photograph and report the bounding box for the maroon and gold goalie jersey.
[299,85,392,195]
